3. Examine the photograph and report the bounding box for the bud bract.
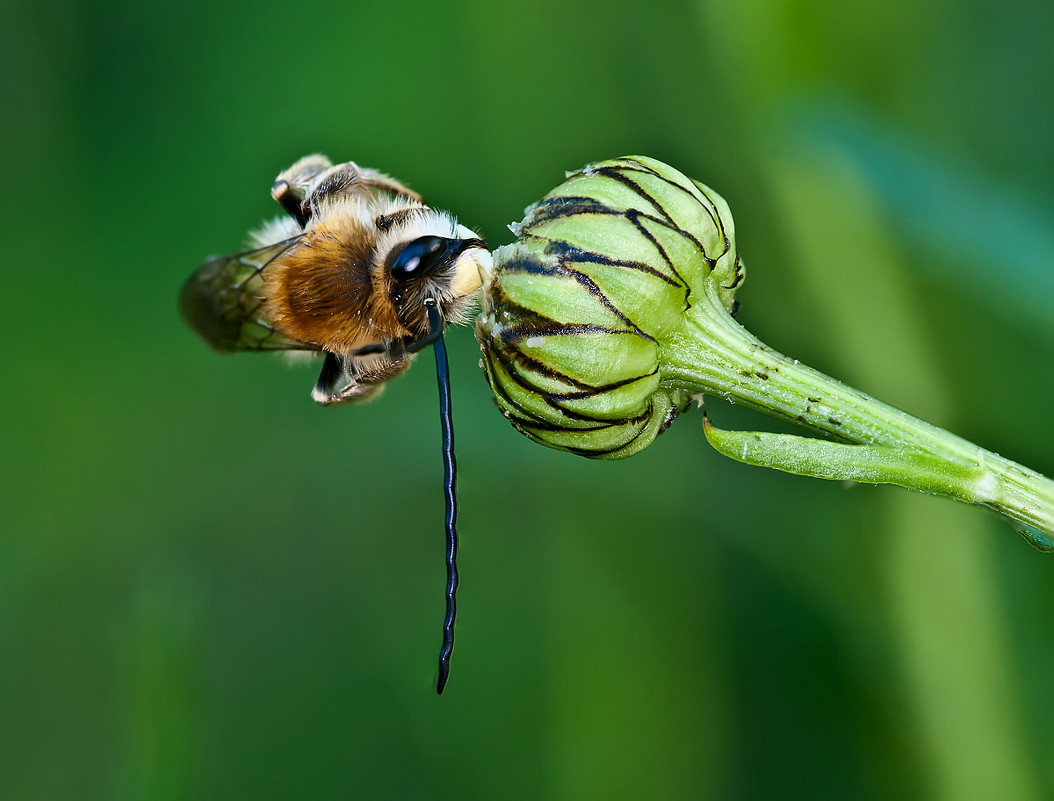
[476,156,743,458]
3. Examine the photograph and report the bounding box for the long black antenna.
[423,300,458,694]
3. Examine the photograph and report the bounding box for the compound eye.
[390,236,450,282]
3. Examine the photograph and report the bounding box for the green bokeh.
[2,0,1053,798]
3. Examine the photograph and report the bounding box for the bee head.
[381,212,490,337]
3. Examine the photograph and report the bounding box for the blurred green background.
[3,0,1053,798]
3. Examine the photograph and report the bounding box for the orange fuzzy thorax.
[260,215,407,354]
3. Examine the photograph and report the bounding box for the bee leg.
[311,352,349,404]
[406,323,442,353]
[272,155,423,225]
[275,154,334,191]
[272,182,310,227]
[348,165,423,203]
[271,154,334,226]
[302,163,424,218]
[312,352,385,405]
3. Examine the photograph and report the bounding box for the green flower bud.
[475,156,1054,546]
[476,156,743,458]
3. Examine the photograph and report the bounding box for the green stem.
[659,281,1054,549]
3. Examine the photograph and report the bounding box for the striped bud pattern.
[476,156,744,458]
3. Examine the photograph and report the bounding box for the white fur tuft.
[248,215,302,248]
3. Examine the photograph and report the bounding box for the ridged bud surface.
[476,156,743,458]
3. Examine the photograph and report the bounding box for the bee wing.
[181,237,313,352]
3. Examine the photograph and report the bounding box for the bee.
[181,155,491,693]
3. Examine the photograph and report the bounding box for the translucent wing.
[181,237,313,352]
